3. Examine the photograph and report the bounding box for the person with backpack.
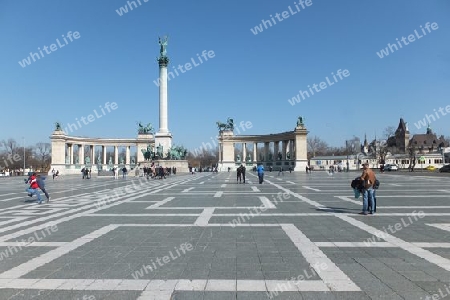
[371,179,380,213]
[358,163,376,215]
[257,164,264,184]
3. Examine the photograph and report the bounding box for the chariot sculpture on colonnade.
[216,117,234,132]
[137,122,154,134]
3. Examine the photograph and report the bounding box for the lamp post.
[345,141,349,172]
[22,137,25,176]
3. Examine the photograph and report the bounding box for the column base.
[155,132,173,157]
[293,160,309,172]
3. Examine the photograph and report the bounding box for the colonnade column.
[282,140,287,161]
[91,146,95,165]
[264,142,269,161]
[79,144,84,165]
[69,144,74,165]
[126,146,130,164]
[242,143,247,164]
[102,146,106,165]
[253,142,257,163]
[274,141,279,161]
[114,146,118,165]
[289,140,294,160]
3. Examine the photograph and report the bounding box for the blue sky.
[1,0,449,151]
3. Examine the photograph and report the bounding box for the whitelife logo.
[18,31,81,68]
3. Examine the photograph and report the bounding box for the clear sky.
[1,0,449,151]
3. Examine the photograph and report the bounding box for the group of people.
[142,163,175,179]
[51,169,59,180]
[81,167,91,179]
[236,164,246,183]
[25,172,50,204]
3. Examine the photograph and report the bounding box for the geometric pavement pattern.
[0,171,449,299]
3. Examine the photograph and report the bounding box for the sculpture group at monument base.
[48,159,190,177]
[137,159,189,174]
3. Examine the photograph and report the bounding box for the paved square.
[0,171,450,299]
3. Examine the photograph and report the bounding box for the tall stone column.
[253,142,257,163]
[155,36,172,156]
[242,143,246,164]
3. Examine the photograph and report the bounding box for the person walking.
[237,166,242,183]
[359,163,376,215]
[278,166,284,176]
[257,164,264,184]
[122,167,127,179]
[241,164,246,183]
[36,175,50,202]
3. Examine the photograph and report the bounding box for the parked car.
[439,165,450,173]
[384,164,398,171]
[426,165,436,171]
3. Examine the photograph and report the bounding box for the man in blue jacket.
[256,164,264,184]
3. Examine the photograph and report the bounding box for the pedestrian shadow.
[315,206,359,214]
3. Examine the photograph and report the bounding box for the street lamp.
[345,140,353,172]
[22,137,25,176]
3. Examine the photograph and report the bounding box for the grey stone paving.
[0,170,449,299]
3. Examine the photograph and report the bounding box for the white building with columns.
[217,122,308,171]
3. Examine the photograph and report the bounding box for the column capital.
[158,56,170,67]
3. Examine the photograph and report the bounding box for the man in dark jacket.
[36,175,50,202]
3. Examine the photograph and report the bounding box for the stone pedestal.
[137,133,154,162]
[48,129,67,176]
[218,130,235,171]
[155,133,172,158]
[293,125,309,171]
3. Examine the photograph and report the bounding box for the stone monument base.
[135,160,189,176]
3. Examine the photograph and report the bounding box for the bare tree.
[187,147,218,169]
[0,138,24,170]
[34,142,51,171]
[383,126,396,139]
[307,136,328,158]
[324,146,346,156]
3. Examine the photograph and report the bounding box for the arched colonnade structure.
[217,122,308,171]
[48,128,188,175]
